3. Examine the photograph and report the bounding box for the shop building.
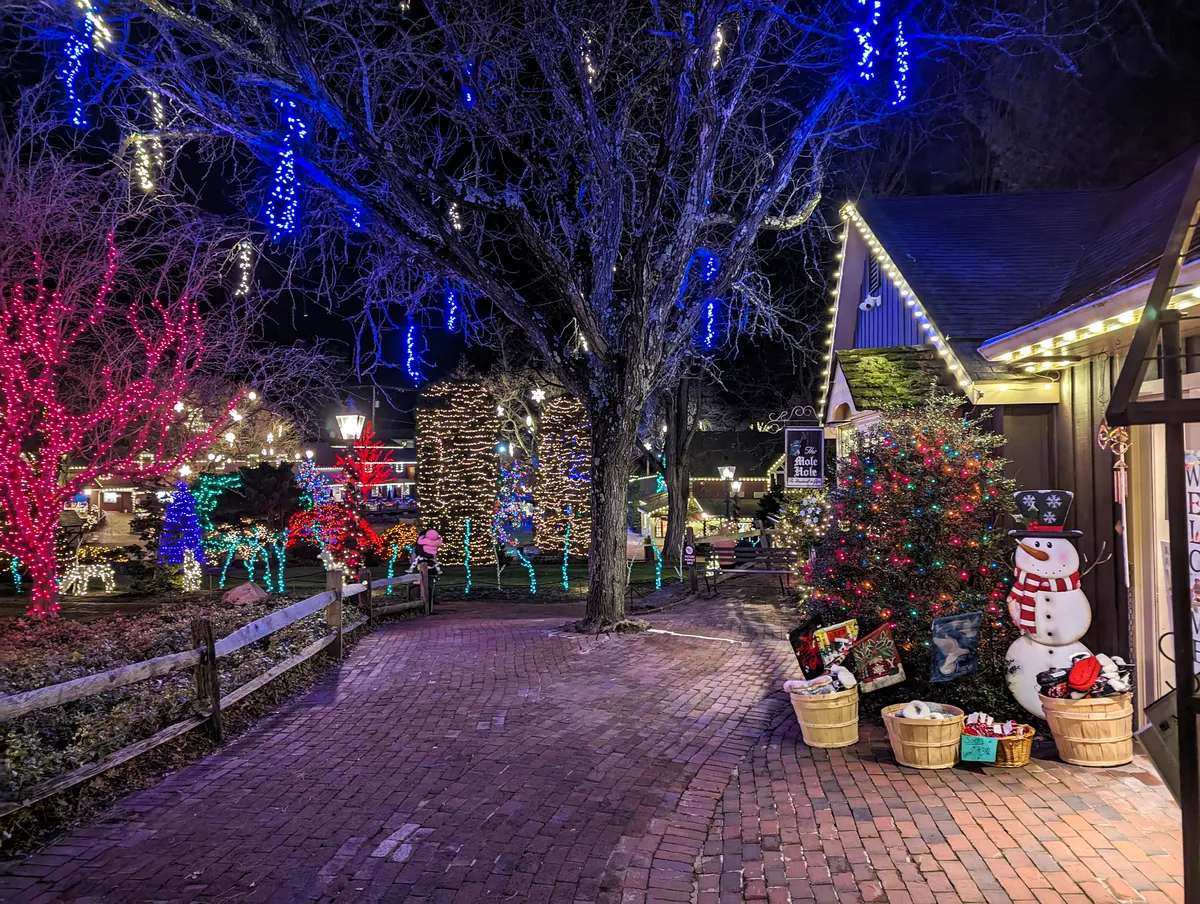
[821,147,1200,717]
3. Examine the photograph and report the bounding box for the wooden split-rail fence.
[0,564,434,818]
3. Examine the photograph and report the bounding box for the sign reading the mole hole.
[784,427,825,490]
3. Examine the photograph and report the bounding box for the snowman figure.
[1005,490,1092,717]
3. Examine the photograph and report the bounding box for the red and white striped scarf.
[1007,568,1080,633]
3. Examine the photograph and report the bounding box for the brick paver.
[0,580,1184,903]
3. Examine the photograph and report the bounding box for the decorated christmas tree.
[811,396,1018,715]
[159,482,205,566]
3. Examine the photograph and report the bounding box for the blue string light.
[275,532,287,592]
[562,522,571,590]
[892,20,909,105]
[10,557,21,594]
[445,288,460,332]
[387,543,400,595]
[60,35,89,127]
[464,518,472,594]
[461,62,477,109]
[159,482,205,566]
[648,534,662,591]
[701,298,720,350]
[853,0,881,81]
[265,97,307,241]
[405,315,422,383]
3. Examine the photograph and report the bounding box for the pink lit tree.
[0,236,240,616]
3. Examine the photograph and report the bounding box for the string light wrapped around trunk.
[415,380,497,565]
[532,396,591,558]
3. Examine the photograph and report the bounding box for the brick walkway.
[0,580,1184,904]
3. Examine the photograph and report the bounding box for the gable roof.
[854,147,1200,342]
[836,346,959,409]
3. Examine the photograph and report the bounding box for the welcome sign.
[784,426,825,489]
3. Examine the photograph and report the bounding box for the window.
[102,492,118,504]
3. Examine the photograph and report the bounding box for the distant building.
[637,430,784,538]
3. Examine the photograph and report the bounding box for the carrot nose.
[1019,542,1050,562]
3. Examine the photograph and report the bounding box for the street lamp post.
[731,480,742,526]
[718,465,736,525]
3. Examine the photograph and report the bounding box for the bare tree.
[2,0,1100,628]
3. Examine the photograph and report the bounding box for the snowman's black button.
[1047,632,1054,638]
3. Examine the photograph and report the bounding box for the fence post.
[686,527,698,594]
[190,619,222,743]
[326,569,344,660]
[363,567,374,625]
[419,561,431,616]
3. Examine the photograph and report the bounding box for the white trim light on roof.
[992,287,1200,364]
[819,203,979,423]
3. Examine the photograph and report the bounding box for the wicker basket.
[993,724,1035,768]
[881,703,966,769]
[789,686,860,749]
[1040,694,1133,767]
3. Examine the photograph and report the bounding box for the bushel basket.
[1040,693,1133,767]
[789,686,859,749]
[881,703,965,769]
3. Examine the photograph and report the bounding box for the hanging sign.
[784,427,824,489]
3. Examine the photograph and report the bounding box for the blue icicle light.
[405,315,422,383]
[60,35,89,127]
[265,97,308,240]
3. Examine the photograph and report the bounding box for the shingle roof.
[855,147,1200,341]
[1050,148,1200,316]
[836,347,959,409]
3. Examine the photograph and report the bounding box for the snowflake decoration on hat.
[1046,493,1063,509]
[1044,511,1058,523]
[1021,494,1036,508]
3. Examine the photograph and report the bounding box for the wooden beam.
[0,617,373,818]
[213,590,337,658]
[0,714,207,818]
[191,619,222,743]
[0,649,201,723]
[369,599,426,618]
[1108,154,1200,425]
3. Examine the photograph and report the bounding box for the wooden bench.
[700,545,798,593]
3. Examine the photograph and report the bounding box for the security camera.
[859,294,881,312]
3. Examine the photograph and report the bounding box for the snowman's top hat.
[1009,490,1083,538]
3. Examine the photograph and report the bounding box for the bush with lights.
[810,396,1018,715]
[773,489,832,583]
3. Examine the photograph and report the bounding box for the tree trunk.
[663,378,693,571]
[23,524,61,618]
[581,400,640,631]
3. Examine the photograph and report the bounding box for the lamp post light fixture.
[336,399,367,442]
[720,464,737,523]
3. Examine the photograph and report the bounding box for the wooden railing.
[0,564,432,818]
